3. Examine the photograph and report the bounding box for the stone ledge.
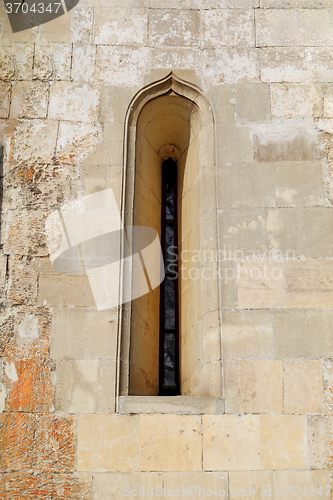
[118,396,225,415]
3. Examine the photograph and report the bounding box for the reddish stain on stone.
[0,413,35,472]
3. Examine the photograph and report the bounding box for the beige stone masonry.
[93,472,163,500]
[96,46,148,86]
[307,415,333,468]
[0,83,10,118]
[286,260,333,307]
[202,10,254,49]
[10,82,49,119]
[72,43,97,83]
[271,84,322,118]
[273,471,330,500]
[93,8,148,46]
[235,83,271,122]
[261,0,332,6]
[71,6,94,43]
[48,82,100,122]
[119,396,225,414]
[276,162,324,207]
[148,10,200,48]
[229,471,273,500]
[283,361,323,414]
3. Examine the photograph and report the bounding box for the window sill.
[118,396,225,415]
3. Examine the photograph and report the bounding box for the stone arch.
[117,72,222,401]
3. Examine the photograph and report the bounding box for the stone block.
[53,43,72,80]
[86,308,118,358]
[271,84,322,119]
[0,48,15,80]
[197,49,260,86]
[38,270,96,308]
[218,163,276,208]
[52,473,93,499]
[49,82,100,122]
[93,472,162,500]
[203,415,260,470]
[80,122,123,168]
[235,83,271,122]
[202,10,254,49]
[284,361,323,414]
[33,45,53,80]
[71,43,96,82]
[285,259,333,307]
[0,413,35,471]
[237,260,286,309]
[239,360,283,414]
[222,310,274,360]
[94,8,148,46]
[55,121,102,165]
[33,43,71,81]
[206,85,235,124]
[163,472,228,498]
[99,87,137,124]
[256,9,333,48]
[302,208,333,258]
[148,10,200,48]
[260,415,306,469]
[119,396,224,415]
[96,46,148,86]
[149,48,196,71]
[194,0,259,7]
[99,359,116,413]
[307,415,333,469]
[71,6,94,43]
[229,471,273,500]
[261,48,333,83]
[149,0,191,6]
[276,162,324,207]
[10,82,49,119]
[0,83,11,118]
[7,258,38,306]
[261,0,332,5]
[273,309,333,359]
[217,124,253,162]
[273,471,330,500]
[220,261,237,310]
[324,360,333,414]
[40,12,71,42]
[12,119,58,165]
[219,209,266,257]
[5,43,34,80]
[265,208,302,257]
[50,307,87,360]
[139,415,202,471]
[78,414,139,472]
[253,118,316,162]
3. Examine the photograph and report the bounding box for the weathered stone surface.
[0,413,35,471]
[256,10,333,48]
[119,396,224,415]
[222,310,274,359]
[148,10,200,48]
[239,360,283,414]
[5,43,34,80]
[266,208,302,256]
[12,120,58,165]
[71,7,94,43]
[99,87,137,124]
[203,415,260,470]
[307,415,333,468]
[273,471,330,500]
[323,360,333,414]
[229,471,273,500]
[3,210,49,256]
[94,8,148,46]
[96,46,148,86]
[93,472,162,500]
[10,82,49,120]
[0,83,11,118]
[276,162,324,207]
[55,122,102,165]
[7,257,38,305]
[164,472,228,498]
[39,12,71,43]
[4,473,53,498]
[202,10,254,48]
[207,85,235,124]
[284,360,323,414]
[33,44,72,81]
[0,48,15,80]
[139,415,202,471]
[86,308,118,358]
[260,415,306,469]
[253,118,316,162]
[49,82,100,122]
[224,360,239,414]
[219,209,266,256]
[150,48,196,71]
[197,49,260,85]
[261,0,332,5]
[72,43,96,83]
[78,414,139,472]
[235,83,271,122]
[286,259,333,307]
[50,307,87,359]
[52,473,93,499]
[80,123,123,167]
[271,84,322,118]
[217,124,253,162]
[194,0,259,6]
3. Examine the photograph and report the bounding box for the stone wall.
[1,0,333,498]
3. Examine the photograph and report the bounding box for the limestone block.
[163,472,228,498]
[0,83,10,118]
[119,396,224,415]
[99,87,137,124]
[139,415,201,471]
[253,118,316,162]
[194,0,259,7]
[273,309,333,359]
[262,48,333,83]
[99,359,116,413]
[265,208,302,257]
[55,359,100,413]
[284,360,323,415]
[94,8,148,46]
[49,82,100,122]
[256,9,333,48]
[220,261,237,310]
[235,83,271,122]
[96,46,148,86]
[261,0,332,5]
[223,360,239,413]
[271,84,322,119]
[3,210,49,256]
[148,10,200,48]
[56,122,102,165]
[72,44,96,83]
[206,85,235,124]
[302,208,333,258]
[260,415,306,469]
[222,310,274,360]
[33,44,72,81]
[71,7,94,43]
[86,308,118,358]
[323,360,333,414]
[12,120,58,165]
[38,271,96,308]
[197,49,260,86]
[322,84,333,118]
[3,43,34,80]
[149,0,191,6]
[203,415,260,470]
[286,260,333,307]
[33,45,53,80]
[276,162,324,207]
[150,48,196,71]
[93,472,162,500]
[307,415,333,468]
[53,43,72,80]
[50,307,87,360]
[202,10,254,49]
[78,414,139,472]
[229,471,273,500]
[40,12,71,42]
[10,82,49,119]
[0,48,15,80]
[219,209,266,256]
[273,471,330,500]
[0,255,7,303]
[239,360,283,414]
[238,260,286,309]
[7,258,38,306]
[217,124,253,162]
[218,163,276,208]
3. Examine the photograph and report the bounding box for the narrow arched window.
[160,158,180,396]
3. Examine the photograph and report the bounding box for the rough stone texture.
[283,361,323,414]
[271,84,322,118]
[202,10,254,49]
[148,10,200,48]
[94,8,148,46]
